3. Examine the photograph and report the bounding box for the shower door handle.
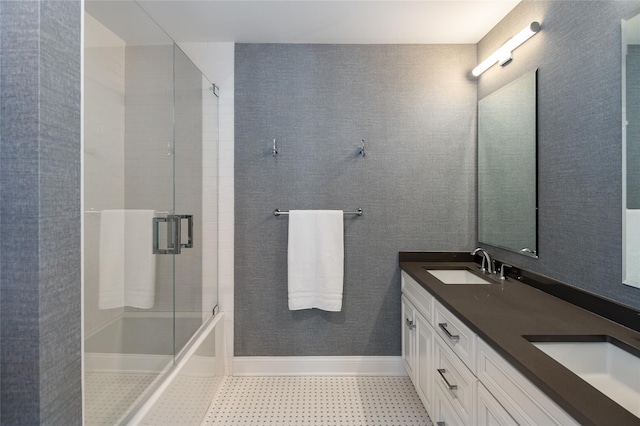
[152,215,193,254]
[176,214,193,249]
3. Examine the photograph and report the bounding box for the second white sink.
[426,269,493,285]
[532,340,640,419]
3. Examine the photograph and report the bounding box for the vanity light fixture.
[472,21,541,77]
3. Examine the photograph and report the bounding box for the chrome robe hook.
[358,139,365,157]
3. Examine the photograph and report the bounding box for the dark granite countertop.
[400,256,640,426]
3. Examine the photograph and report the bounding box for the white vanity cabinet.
[400,271,578,426]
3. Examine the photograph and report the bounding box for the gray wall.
[477,0,640,309]
[0,0,82,424]
[235,44,477,356]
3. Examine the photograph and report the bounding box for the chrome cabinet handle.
[437,368,458,390]
[406,318,415,330]
[438,322,459,342]
[436,422,446,426]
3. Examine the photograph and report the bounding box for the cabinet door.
[477,382,517,426]
[415,311,434,414]
[401,295,416,381]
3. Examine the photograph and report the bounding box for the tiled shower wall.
[0,0,82,423]
[123,44,175,315]
[172,46,204,320]
[178,42,234,369]
[628,44,640,209]
[202,75,220,320]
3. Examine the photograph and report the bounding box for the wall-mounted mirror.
[623,12,640,288]
[478,70,538,257]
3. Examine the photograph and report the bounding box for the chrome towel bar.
[274,208,363,217]
[85,210,170,215]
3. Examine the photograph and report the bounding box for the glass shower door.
[84,2,218,423]
[83,1,177,424]
[172,45,204,357]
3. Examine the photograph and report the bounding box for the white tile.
[201,376,432,426]
[84,372,157,425]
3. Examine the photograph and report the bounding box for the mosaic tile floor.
[84,372,157,425]
[141,374,225,425]
[201,376,433,426]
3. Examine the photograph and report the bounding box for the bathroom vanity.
[399,252,640,426]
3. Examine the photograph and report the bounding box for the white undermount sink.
[531,340,640,418]
[425,269,493,285]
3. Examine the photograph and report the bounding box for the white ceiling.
[124,0,521,45]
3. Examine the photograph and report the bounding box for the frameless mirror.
[623,11,640,288]
[478,70,538,257]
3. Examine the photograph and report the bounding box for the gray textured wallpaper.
[0,0,82,423]
[477,1,640,309]
[235,44,477,356]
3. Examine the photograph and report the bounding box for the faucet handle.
[479,256,487,272]
[499,263,512,280]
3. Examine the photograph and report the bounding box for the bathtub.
[84,313,226,425]
[128,312,226,425]
[85,314,205,373]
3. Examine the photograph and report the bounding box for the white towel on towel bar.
[287,210,344,311]
[99,209,156,309]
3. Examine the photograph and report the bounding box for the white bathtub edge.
[126,312,225,425]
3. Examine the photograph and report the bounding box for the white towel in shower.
[288,210,344,311]
[99,209,156,309]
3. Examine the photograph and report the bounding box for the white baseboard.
[233,356,406,377]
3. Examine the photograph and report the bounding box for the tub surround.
[400,252,640,426]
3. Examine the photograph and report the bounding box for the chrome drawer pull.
[438,322,460,342]
[437,368,458,390]
[436,422,446,426]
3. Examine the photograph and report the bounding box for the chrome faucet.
[471,247,495,274]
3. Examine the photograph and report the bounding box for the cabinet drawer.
[477,382,517,426]
[434,335,477,425]
[434,300,476,373]
[402,271,434,325]
[477,339,578,426]
[433,385,467,426]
